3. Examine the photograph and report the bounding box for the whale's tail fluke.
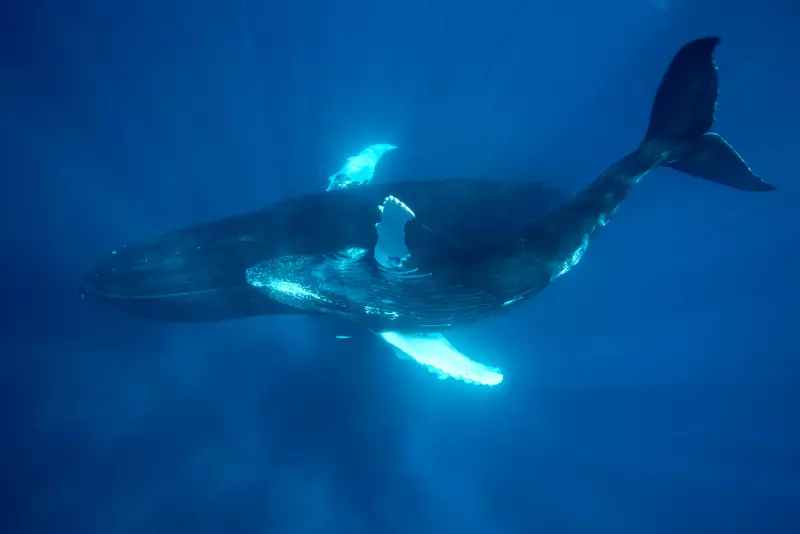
[644,36,775,191]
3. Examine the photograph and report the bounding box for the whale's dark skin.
[80,37,775,333]
[80,179,568,324]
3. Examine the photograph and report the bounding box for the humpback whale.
[80,37,774,385]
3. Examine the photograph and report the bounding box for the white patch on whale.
[552,234,590,280]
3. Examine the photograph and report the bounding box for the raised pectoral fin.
[378,331,504,386]
[327,143,397,191]
[374,195,415,270]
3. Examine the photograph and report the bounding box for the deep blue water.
[1,0,798,533]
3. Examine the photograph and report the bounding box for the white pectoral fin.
[374,195,415,270]
[327,143,397,191]
[378,332,504,386]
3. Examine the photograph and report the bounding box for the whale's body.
[79,178,568,329]
[80,38,775,385]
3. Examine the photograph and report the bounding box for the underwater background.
[1,0,798,532]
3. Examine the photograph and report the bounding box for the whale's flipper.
[327,143,397,191]
[644,37,775,191]
[375,195,416,269]
[323,145,503,387]
[378,332,504,386]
